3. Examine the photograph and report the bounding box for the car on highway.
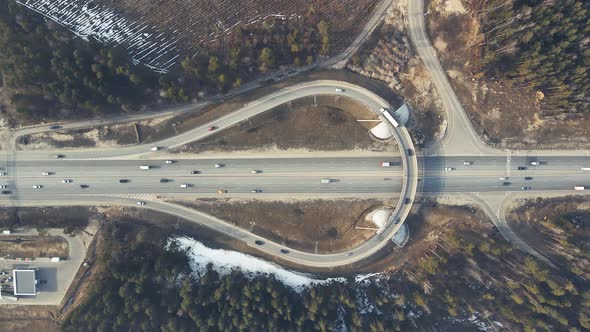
[346,252,353,256]
[251,170,261,174]
[499,177,508,180]
[254,240,264,245]
[321,178,333,184]
[180,184,190,188]
[119,179,129,183]
[251,189,262,193]
[61,179,71,183]
[55,154,65,159]
[49,125,62,130]
[463,161,472,165]
[502,182,511,186]
[191,170,200,174]
[530,161,539,166]
[42,172,50,175]
[404,198,411,204]
[521,186,531,190]
[80,184,89,188]
[32,185,42,189]
[1,190,10,195]
[407,149,414,156]
[524,177,533,180]
[335,88,344,92]
[280,249,289,254]
[214,164,224,168]
[0,185,5,189]
[218,189,227,193]
[517,166,527,170]
[151,147,160,151]
[160,179,170,183]
[0,173,5,176]
[137,201,146,205]
[208,126,217,131]
[444,167,454,171]
[393,217,401,224]
[165,160,174,164]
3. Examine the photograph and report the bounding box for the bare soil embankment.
[173,197,399,254]
[0,235,68,259]
[176,95,396,153]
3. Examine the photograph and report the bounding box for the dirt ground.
[177,95,396,153]
[426,0,590,149]
[507,195,590,276]
[18,70,404,152]
[0,306,59,332]
[173,197,399,253]
[0,235,68,259]
[348,0,444,147]
[352,200,492,273]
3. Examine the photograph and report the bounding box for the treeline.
[62,217,590,332]
[479,0,590,114]
[0,0,331,123]
[62,223,418,332]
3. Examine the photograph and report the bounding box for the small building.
[13,269,39,296]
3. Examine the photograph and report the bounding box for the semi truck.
[321,179,333,184]
[574,186,585,191]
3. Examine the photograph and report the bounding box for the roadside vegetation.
[479,0,590,116]
[56,201,590,331]
[0,0,336,125]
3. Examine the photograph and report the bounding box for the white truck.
[379,162,392,167]
[139,165,150,170]
[321,179,332,184]
[51,257,61,262]
[574,186,585,191]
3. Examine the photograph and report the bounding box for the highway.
[0,0,587,268]
[2,156,589,198]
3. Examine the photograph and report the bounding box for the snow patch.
[171,236,345,291]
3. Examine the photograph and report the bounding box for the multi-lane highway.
[0,0,587,269]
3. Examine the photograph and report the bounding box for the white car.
[346,252,353,256]
[251,170,261,174]
[530,161,539,166]
[499,177,508,180]
[180,184,190,188]
[32,185,42,189]
[0,185,6,189]
[42,172,50,175]
[463,161,472,165]
[251,189,261,193]
[165,160,174,164]
[444,167,454,171]
[0,173,5,176]
[214,164,223,168]
[61,179,71,183]
[137,201,146,205]
[151,147,159,151]
[335,88,343,92]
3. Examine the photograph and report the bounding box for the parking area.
[0,225,96,305]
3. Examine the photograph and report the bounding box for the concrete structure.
[13,269,38,296]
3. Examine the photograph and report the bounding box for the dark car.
[404,198,411,204]
[517,166,527,170]
[407,149,414,156]
[49,125,62,130]
[524,177,533,180]
[80,184,89,188]
[119,179,129,183]
[54,154,65,159]
[190,170,200,174]
[280,249,289,254]
[1,190,11,195]
[160,178,170,183]
[255,240,264,245]
[502,182,512,186]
